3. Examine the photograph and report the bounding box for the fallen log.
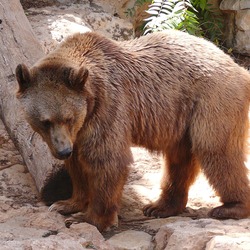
[0,0,72,204]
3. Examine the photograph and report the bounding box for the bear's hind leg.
[143,132,200,218]
[192,102,250,219]
[191,87,250,219]
[198,150,250,219]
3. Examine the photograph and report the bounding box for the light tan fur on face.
[16,30,250,231]
[17,64,89,159]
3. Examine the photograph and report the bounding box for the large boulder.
[220,0,250,56]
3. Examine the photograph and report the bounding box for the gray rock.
[152,218,250,250]
[61,223,112,249]
[236,10,250,31]
[220,0,250,11]
[235,30,250,55]
[0,237,89,250]
[25,2,133,54]
[220,0,240,11]
[107,230,153,250]
[221,1,250,55]
[91,0,136,19]
[240,0,250,10]
[206,234,250,250]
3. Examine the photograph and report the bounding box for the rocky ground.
[1,1,250,249]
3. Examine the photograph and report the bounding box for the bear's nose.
[57,148,72,159]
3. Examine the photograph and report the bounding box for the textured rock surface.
[220,0,250,11]
[92,0,136,19]
[236,10,250,30]
[25,1,133,54]
[150,218,250,250]
[107,230,153,250]
[220,0,250,55]
[220,0,241,11]
[235,29,250,56]
[206,234,250,250]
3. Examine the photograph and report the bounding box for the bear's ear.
[63,66,89,91]
[16,64,31,94]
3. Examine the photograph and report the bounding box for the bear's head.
[16,62,90,160]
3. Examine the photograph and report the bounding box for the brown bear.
[16,30,250,231]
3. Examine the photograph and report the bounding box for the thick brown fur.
[16,30,250,231]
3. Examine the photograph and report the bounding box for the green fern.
[144,0,202,36]
[192,1,224,44]
[126,0,224,44]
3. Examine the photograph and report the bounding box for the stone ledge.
[235,30,250,55]
[220,0,250,11]
[236,10,250,31]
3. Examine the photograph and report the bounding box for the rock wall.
[21,0,137,19]
[22,1,134,54]
[20,0,250,57]
[91,0,136,19]
[220,0,250,55]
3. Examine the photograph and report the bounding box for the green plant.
[144,0,201,36]
[127,0,224,44]
[192,0,224,44]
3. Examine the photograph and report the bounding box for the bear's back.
[119,30,235,75]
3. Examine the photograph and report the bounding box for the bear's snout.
[49,124,73,160]
[56,147,72,160]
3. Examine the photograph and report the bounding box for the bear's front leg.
[65,154,130,231]
[49,155,89,215]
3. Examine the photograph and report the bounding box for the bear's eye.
[65,118,73,124]
[41,120,52,129]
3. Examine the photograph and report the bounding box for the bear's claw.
[48,203,57,212]
[143,201,184,218]
[48,199,84,215]
[65,212,87,228]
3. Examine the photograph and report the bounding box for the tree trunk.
[0,0,72,204]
